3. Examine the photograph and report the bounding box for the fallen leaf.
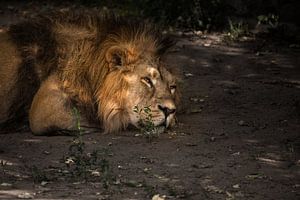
[184,73,194,77]
[152,194,165,200]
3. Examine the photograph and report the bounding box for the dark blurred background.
[73,0,300,30]
[0,0,299,42]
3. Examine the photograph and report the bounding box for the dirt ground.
[0,2,300,200]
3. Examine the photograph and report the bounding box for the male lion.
[0,11,179,135]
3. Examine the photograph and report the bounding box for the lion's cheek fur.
[97,100,129,133]
[96,72,131,133]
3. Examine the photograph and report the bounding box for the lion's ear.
[106,46,139,70]
[105,46,127,69]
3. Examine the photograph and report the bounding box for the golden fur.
[0,11,179,134]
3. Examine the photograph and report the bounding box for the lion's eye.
[141,77,153,88]
[170,85,176,94]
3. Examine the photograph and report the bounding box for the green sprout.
[224,19,249,41]
[62,107,113,188]
[133,105,162,141]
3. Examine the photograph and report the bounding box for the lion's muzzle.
[157,104,176,128]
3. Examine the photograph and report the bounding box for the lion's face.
[124,60,177,129]
[98,53,178,132]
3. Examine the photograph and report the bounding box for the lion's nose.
[158,105,176,117]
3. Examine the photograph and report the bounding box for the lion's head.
[92,24,179,133]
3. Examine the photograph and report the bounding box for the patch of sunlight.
[207,34,223,43]
[257,157,285,167]
[5,170,30,179]
[177,55,190,60]
[244,139,259,144]
[23,139,42,143]
[224,51,244,56]
[0,190,34,199]
[284,79,300,85]
[220,46,247,55]
[240,73,263,78]
[200,175,213,185]
[273,57,295,69]
[265,152,283,160]
[282,173,298,179]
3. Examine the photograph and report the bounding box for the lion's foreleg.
[29,75,98,135]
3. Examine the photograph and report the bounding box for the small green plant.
[133,105,161,141]
[72,107,83,136]
[31,165,48,183]
[224,19,249,41]
[141,180,157,198]
[64,146,112,187]
[62,107,113,188]
[0,160,8,174]
[257,14,279,28]
[63,107,87,178]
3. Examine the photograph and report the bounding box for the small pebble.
[40,181,48,186]
[43,151,50,155]
[91,170,101,177]
[238,120,246,126]
[184,73,194,77]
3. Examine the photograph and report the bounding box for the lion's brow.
[157,67,164,81]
